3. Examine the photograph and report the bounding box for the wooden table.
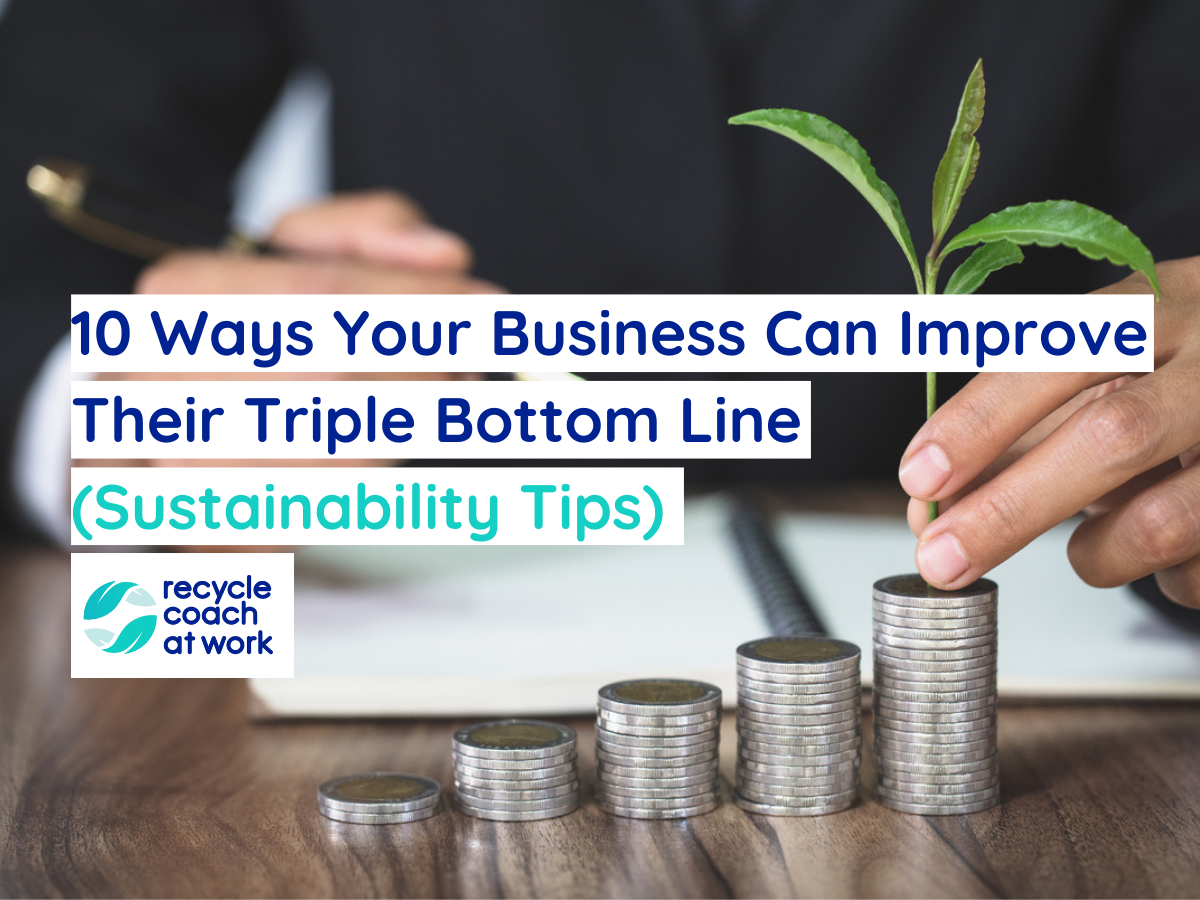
[4,547,1200,898]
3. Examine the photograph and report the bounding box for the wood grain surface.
[4,548,1200,898]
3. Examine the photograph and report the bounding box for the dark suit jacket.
[1,0,1198,537]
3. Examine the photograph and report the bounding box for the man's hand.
[136,190,502,294]
[900,255,1200,607]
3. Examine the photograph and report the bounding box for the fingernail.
[899,443,952,499]
[917,532,970,586]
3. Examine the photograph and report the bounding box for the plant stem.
[923,252,941,524]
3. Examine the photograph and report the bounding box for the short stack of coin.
[734,636,862,815]
[595,679,722,819]
[318,772,443,824]
[452,719,580,820]
[872,575,999,815]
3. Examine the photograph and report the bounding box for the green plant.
[730,60,1160,522]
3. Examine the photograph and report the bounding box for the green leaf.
[103,614,157,654]
[84,628,115,648]
[942,200,1160,298]
[730,108,923,292]
[944,240,1024,294]
[932,60,985,247]
[123,586,155,607]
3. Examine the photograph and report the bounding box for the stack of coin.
[451,719,580,820]
[595,679,722,819]
[872,575,999,815]
[318,772,443,824]
[734,636,862,815]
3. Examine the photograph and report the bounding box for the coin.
[597,729,720,749]
[735,665,863,686]
[874,610,996,630]
[874,599,996,620]
[596,758,720,780]
[452,720,576,760]
[737,708,860,728]
[735,675,861,695]
[871,683,996,703]
[459,798,580,821]
[597,781,719,801]
[596,746,719,767]
[737,637,861,673]
[598,679,722,716]
[596,789,721,811]
[595,716,718,737]
[596,736,720,758]
[597,797,721,819]
[736,765,853,788]
[738,757,858,777]
[454,769,578,791]
[455,793,582,813]
[738,695,861,716]
[596,770,718,790]
[877,771,999,792]
[452,759,578,781]
[733,790,857,816]
[878,783,1001,805]
[737,684,861,706]
[451,751,577,771]
[738,744,861,766]
[318,772,442,817]
[454,781,578,802]
[317,804,443,825]
[737,724,861,747]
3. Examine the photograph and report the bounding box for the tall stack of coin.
[872,575,999,815]
[734,637,862,815]
[318,772,443,824]
[595,679,722,818]
[452,719,580,820]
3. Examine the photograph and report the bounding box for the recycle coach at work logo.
[81,580,157,653]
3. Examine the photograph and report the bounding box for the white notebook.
[251,495,1200,717]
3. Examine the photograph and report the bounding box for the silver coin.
[733,788,857,810]
[452,720,576,761]
[453,760,578,783]
[596,735,719,758]
[595,789,721,811]
[733,792,856,817]
[596,748,719,769]
[596,716,719,737]
[872,653,997,674]
[598,780,719,801]
[873,668,997,688]
[736,765,855,788]
[597,728,719,748]
[874,599,996,620]
[598,797,721,819]
[737,683,861,706]
[318,803,443,825]
[874,609,997,629]
[737,708,860,729]
[738,695,861,715]
[595,710,715,734]
[736,781,860,804]
[873,742,996,764]
[597,770,719,790]
[452,751,577,771]
[737,637,861,673]
[459,798,580,821]
[318,772,442,815]
[874,574,997,603]
[875,710,996,730]
[877,755,998,777]
[735,674,861,696]
[453,769,578,791]
[877,796,999,815]
[737,778,860,799]
[878,772,999,794]
[740,741,861,764]
[738,756,858,777]
[736,668,863,690]
[455,793,582,813]
[739,744,861,766]
[874,635,998,655]
[873,723,997,745]
[873,623,997,644]
[873,639,996,661]
[454,781,578,802]
[596,758,719,780]
[875,696,996,716]
[878,783,1001,805]
[873,729,997,750]
[598,679,722,716]
[737,725,861,745]
[734,734,859,758]
[872,683,996,704]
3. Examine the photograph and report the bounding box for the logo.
[81,580,157,653]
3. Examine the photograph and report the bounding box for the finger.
[915,363,1200,589]
[269,191,473,271]
[1067,458,1197,587]
[136,251,504,295]
[899,256,1200,506]
[1156,554,1200,609]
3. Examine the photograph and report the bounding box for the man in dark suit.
[1,1,1198,605]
